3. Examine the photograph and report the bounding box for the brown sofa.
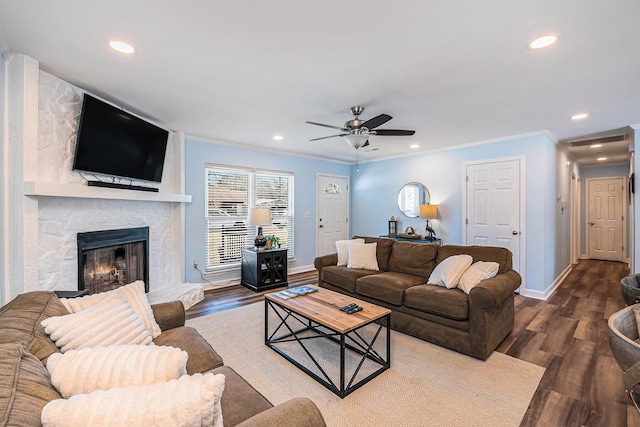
[314,236,521,360]
[0,291,326,427]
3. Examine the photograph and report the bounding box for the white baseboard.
[519,264,573,301]
[201,264,316,291]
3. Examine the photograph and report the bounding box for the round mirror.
[397,182,430,218]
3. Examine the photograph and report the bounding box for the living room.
[1,2,640,426]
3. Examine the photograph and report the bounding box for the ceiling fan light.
[343,134,369,149]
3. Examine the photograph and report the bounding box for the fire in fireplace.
[77,227,149,295]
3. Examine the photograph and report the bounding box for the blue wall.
[349,132,569,295]
[184,138,351,283]
[579,163,631,256]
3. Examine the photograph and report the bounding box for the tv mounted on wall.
[73,94,169,187]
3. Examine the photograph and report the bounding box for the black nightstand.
[241,247,288,292]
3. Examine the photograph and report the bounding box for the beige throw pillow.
[41,292,153,352]
[335,238,365,266]
[46,345,188,398]
[347,242,379,271]
[457,261,500,294]
[41,373,226,427]
[60,280,162,338]
[428,255,473,289]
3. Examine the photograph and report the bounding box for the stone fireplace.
[77,227,150,295]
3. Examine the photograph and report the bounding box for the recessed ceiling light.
[597,157,607,161]
[528,34,558,50]
[273,135,284,140]
[410,144,420,149]
[109,40,135,54]
[590,144,602,148]
[571,113,589,120]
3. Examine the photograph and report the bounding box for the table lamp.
[248,207,271,248]
[419,204,438,240]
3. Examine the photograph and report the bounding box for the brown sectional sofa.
[314,236,522,360]
[0,291,326,427]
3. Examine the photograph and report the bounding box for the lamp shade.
[419,204,438,219]
[247,207,272,226]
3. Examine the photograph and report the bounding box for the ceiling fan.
[306,106,415,149]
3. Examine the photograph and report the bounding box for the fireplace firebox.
[77,227,149,295]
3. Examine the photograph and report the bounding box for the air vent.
[569,135,626,147]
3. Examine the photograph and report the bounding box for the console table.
[380,235,442,246]
[241,247,288,292]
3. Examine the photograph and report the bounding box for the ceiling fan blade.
[361,114,392,130]
[373,129,416,136]
[305,121,346,131]
[309,134,347,141]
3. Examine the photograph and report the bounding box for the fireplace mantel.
[24,181,191,203]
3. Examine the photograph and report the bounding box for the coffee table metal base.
[265,299,390,398]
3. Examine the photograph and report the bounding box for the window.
[205,164,294,270]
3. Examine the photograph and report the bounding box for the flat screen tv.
[73,94,169,183]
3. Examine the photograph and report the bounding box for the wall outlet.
[193,259,198,269]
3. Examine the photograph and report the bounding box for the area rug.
[187,303,544,427]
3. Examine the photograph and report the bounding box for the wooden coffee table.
[264,286,391,398]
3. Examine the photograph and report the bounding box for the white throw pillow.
[457,261,500,294]
[41,373,225,427]
[335,238,365,266]
[347,243,379,271]
[46,345,188,398]
[428,255,473,289]
[42,292,153,352]
[61,281,162,338]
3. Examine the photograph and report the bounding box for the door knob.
[512,230,519,235]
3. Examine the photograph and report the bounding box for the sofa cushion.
[336,238,365,266]
[428,255,473,289]
[0,343,62,426]
[458,261,500,294]
[404,284,469,320]
[347,242,379,270]
[353,236,394,271]
[321,266,380,293]
[212,366,273,426]
[60,280,162,338]
[388,241,438,279]
[0,291,68,364]
[153,326,224,375]
[41,372,225,427]
[46,345,188,398]
[41,291,153,352]
[356,272,425,306]
[437,245,512,274]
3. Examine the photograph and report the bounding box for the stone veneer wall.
[35,71,179,292]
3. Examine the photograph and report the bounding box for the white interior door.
[317,174,349,256]
[464,158,523,275]
[587,177,625,262]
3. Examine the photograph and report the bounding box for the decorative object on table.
[265,235,280,249]
[398,226,422,239]
[420,204,438,240]
[388,216,398,237]
[247,207,271,248]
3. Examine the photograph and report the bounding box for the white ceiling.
[1,1,639,165]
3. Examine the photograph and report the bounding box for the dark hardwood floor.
[185,260,637,426]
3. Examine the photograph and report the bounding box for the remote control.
[345,306,363,314]
[340,303,358,312]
